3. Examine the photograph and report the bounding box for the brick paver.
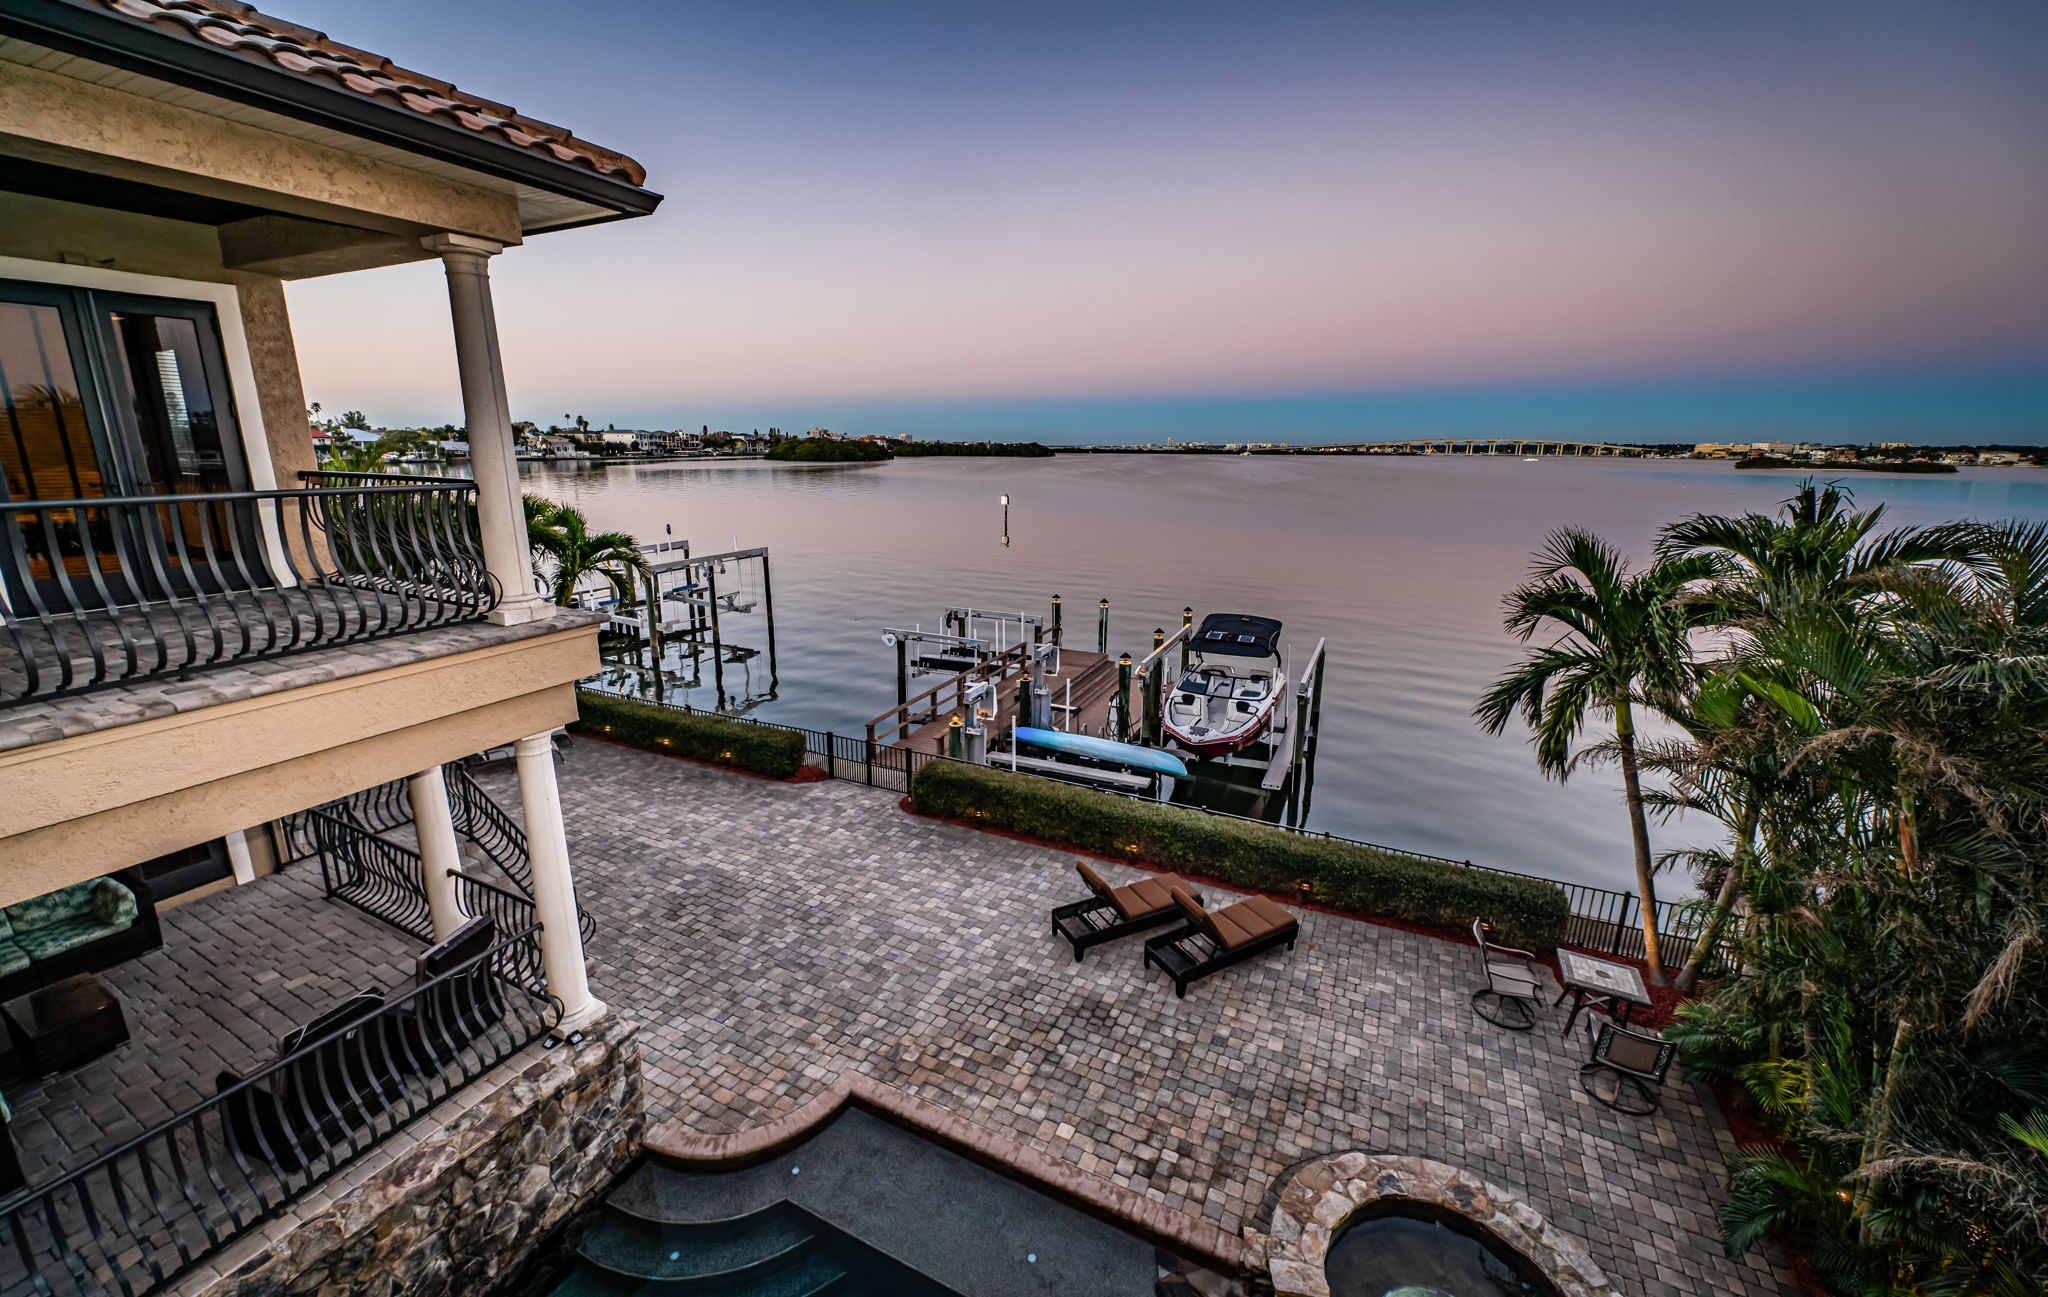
[482,741,1795,1297]
[5,871,417,1184]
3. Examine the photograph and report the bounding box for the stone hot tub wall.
[1249,1151,1618,1297]
[177,1015,642,1297]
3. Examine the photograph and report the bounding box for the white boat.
[1162,613,1286,758]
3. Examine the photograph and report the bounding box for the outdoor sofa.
[0,872,161,1003]
[1142,887,1299,997]
[1051,862,1200,961]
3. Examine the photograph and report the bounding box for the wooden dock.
[893,649,1119,756]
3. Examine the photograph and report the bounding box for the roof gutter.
[0,5,663,225]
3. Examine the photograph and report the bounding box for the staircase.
[541,1164,958,1297]
[289,754,594,942]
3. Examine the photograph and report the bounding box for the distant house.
[1978,452,2022,466]
[1692,443,1748,458]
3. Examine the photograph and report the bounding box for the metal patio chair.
[1579,1014,1678,1115]
[1470,917,1547,1030]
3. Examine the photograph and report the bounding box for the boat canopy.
[1190,613,1282,659]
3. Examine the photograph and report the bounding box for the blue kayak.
[1014,727,1189,778]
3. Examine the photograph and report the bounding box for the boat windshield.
[1174,671,1269,700]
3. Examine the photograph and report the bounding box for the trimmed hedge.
[573,690,808,779]
[912,760,1569,949]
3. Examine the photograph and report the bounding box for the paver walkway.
[4,871,416,1184]
[480,741,1795,1297]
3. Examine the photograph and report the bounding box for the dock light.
[1099,598,1109,609]
[1000,493,1010,507]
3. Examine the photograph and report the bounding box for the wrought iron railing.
[1,479,496,705]
[0,925,556,1297]
[284,770,594,943]
[581,686,1722,968]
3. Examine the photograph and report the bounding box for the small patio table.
[1554,949,1652,1039]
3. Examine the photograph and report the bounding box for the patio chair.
[1470,917,1548,1030]
[1050,862,1199,961]
[1142,888,1298,997]
[1579,1014,1677,1115]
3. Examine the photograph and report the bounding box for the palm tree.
[524,497,646,607]
[1656,479,1976,631]
[1475,529,1723,984]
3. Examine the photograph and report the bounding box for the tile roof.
[78,0,647,187]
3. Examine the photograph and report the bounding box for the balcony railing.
[0,925,557,1297]
[1,478,497,707]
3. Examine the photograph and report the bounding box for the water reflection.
[519,455,2048,894]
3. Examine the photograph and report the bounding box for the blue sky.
[281,1,2048,443]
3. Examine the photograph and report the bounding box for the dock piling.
[1115,653,1133,743]
[1098,599,1110,654]
[1180,607,1193,672]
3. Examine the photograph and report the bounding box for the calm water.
[517,455,2048,896]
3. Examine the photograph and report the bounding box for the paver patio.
[480,740,1797,1297]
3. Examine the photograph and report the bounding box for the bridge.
[1306,439,1644,457]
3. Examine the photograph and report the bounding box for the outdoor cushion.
[88,879,138,929]
[0,940,28,979]
[15,916,126,962]
[1114,876,1173,918]
[1076,863,1173,921]
[1175,889,1296,951]
[0,910,12,942]
[4,880,100,932]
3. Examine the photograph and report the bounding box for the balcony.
[1,473,498,709]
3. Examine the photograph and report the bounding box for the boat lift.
[577,535,779,710]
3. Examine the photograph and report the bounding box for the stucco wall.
[0,57,522,243]
[0,191,313,490]
[0,623,597,902]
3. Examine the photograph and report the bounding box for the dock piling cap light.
[1099,598,1109,608]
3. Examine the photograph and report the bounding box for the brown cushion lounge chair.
[1050,862,1199,961]
[1142,887,1299,996]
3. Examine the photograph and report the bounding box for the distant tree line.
[889,440,1055,458]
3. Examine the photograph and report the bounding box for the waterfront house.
[0,0,658,1290]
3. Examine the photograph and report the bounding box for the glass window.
[0,299,105,501]
[107,310,233,494]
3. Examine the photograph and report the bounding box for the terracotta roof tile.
[78,0,649,187]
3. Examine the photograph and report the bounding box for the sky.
[280,1,2048,444]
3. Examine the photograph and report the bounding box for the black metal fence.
[582,689,1715,966]
[0,926,557,1297]
[1,479,496,705]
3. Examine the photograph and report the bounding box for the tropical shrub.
[911,759,1569,948]
[573,690,807,779]
[1597,485,2048,1295]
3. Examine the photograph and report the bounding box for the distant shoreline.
[1735,455,1957,474]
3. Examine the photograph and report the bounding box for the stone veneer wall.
[181,1015,642,1297]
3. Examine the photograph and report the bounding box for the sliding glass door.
[1,278,249,611]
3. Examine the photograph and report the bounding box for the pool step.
[578,1202,815,1281]
[550,1247,847,1296]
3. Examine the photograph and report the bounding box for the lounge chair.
[1142,887,1298,997]
[1579,1013,1677,1114]
[1050,863,1199,961]
[1470,917,1548,1030]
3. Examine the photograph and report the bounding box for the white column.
[407,765,467,941]
[224,829,256,885]
[422,232,550,626]
[514,731,604,1032]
